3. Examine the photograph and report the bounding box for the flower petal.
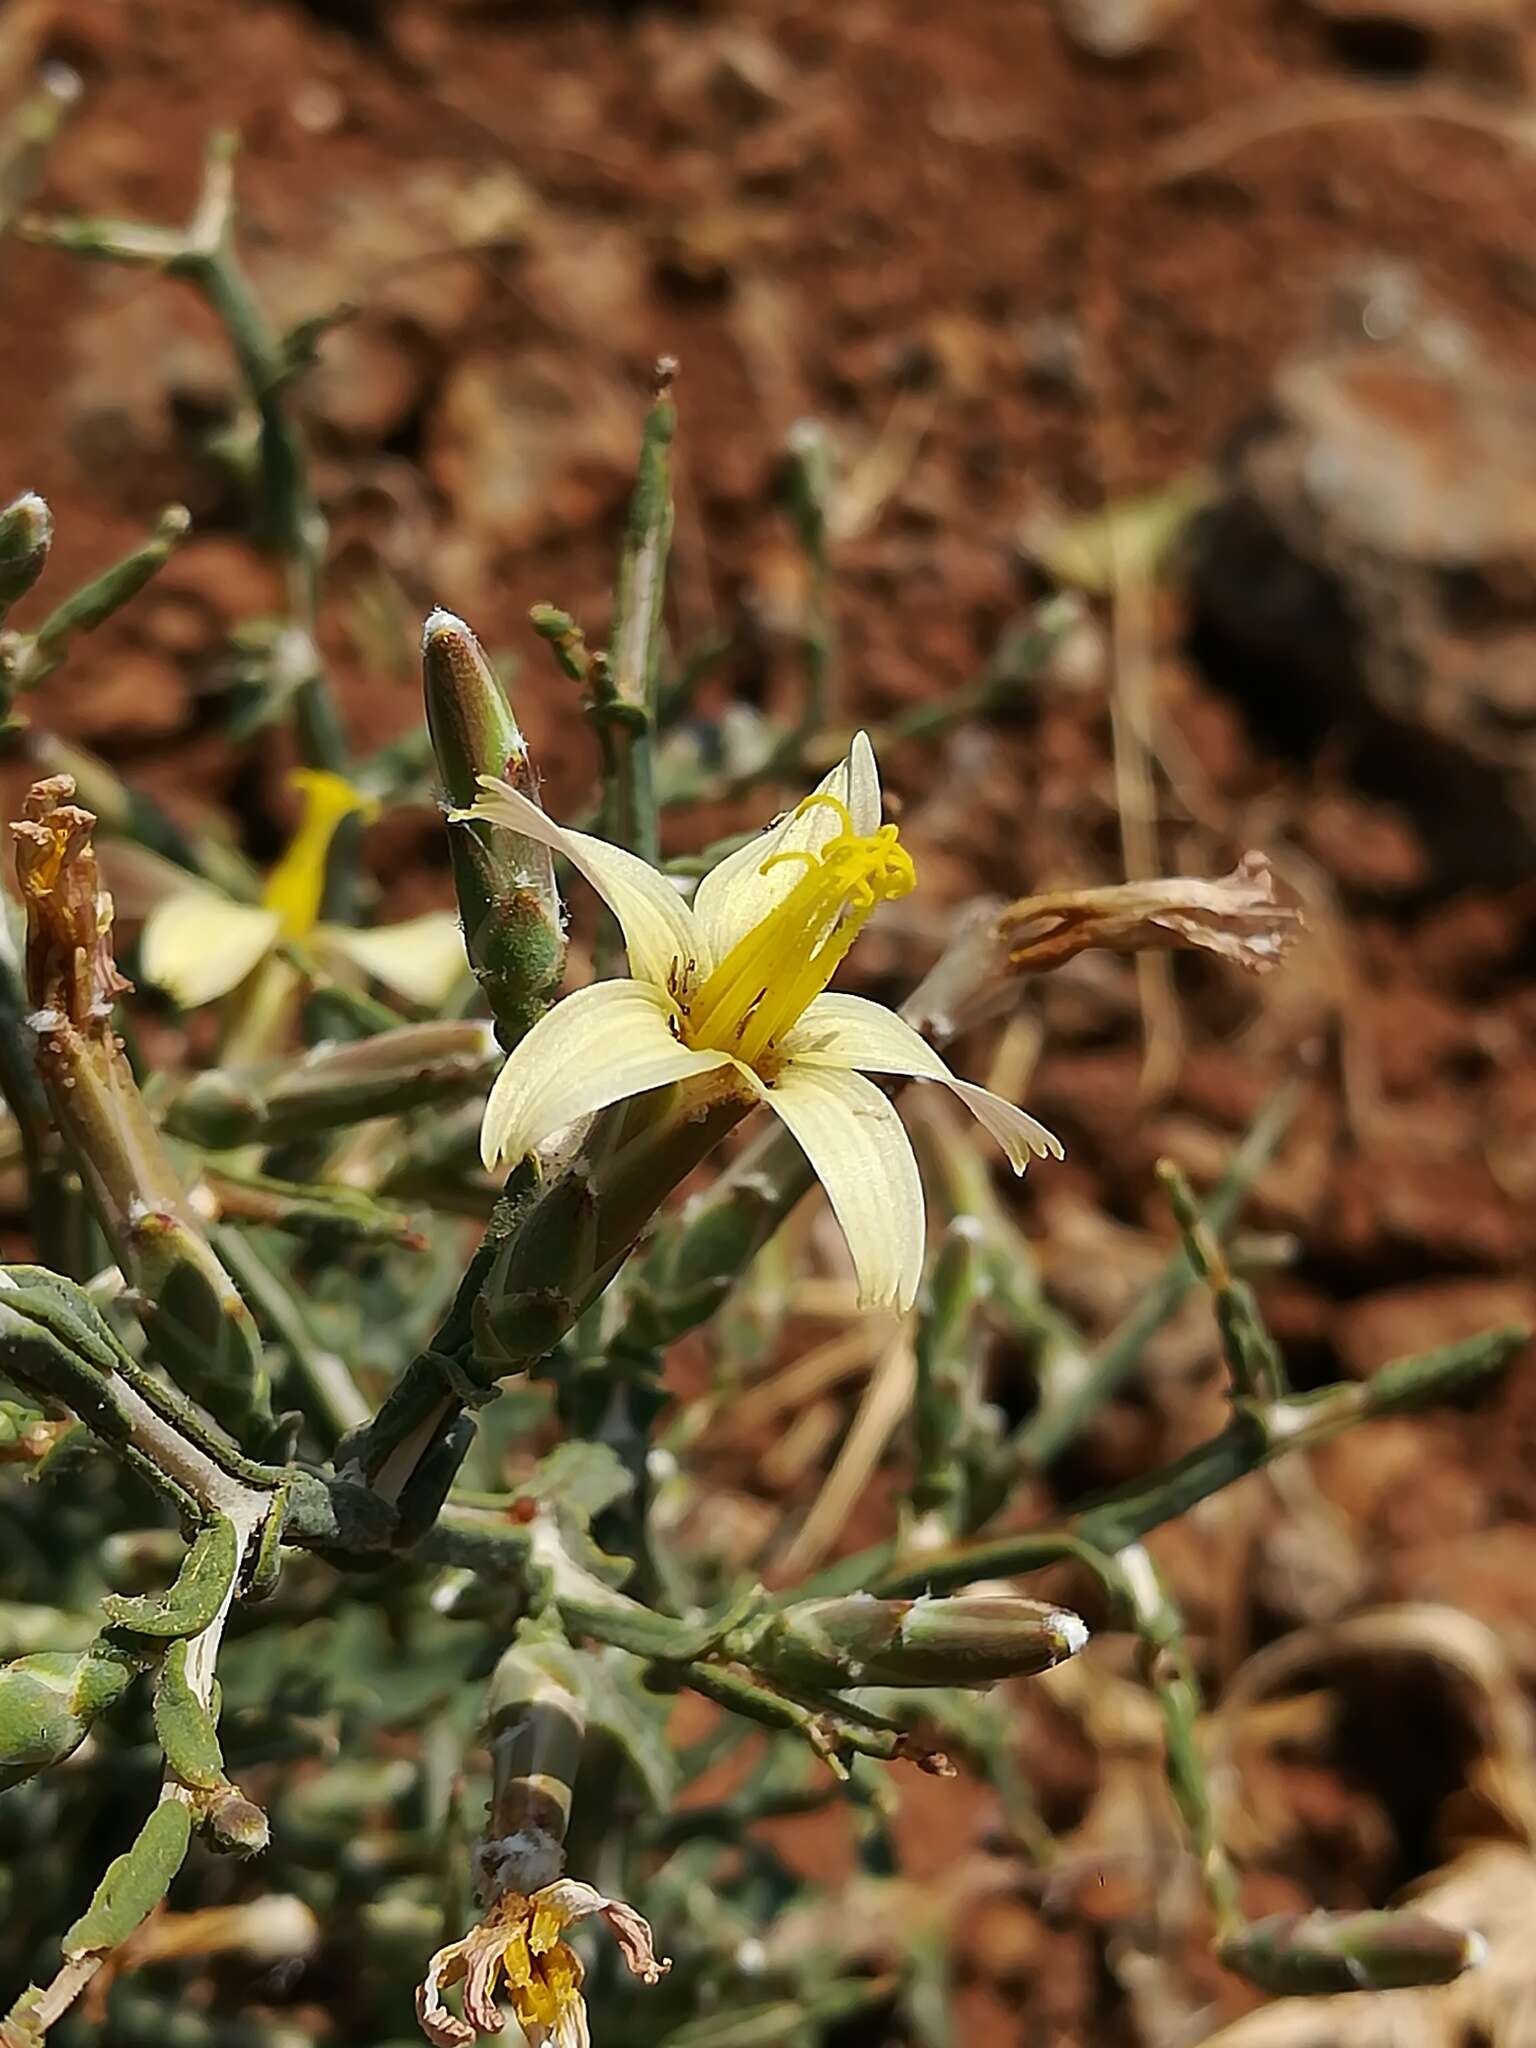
[784,992,1064,1173]
[480,979,732,1171]
[139,896,281,1008]
[465,778,697,990]
[263,769,378,941]
[752,1059,925,1313]
[690,731,882,962]
[415,1936,475,2048]
[554,2001,591,2048]
[460,1925,509,2037]
[536,1881,671,1986]
[320,911,468,1009]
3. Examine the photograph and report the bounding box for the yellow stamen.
[262,769,379,940]
[684,798,915,1066]
[502,1909,584,2036]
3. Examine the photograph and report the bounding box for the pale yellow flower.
[416,1878,667,2048]
[139,769,467,1011]
[464,735,1062,1313]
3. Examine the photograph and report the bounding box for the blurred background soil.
[4,0,1536,2042]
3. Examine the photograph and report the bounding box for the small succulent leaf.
[152,1638,225,1789]
[519,1441,633,1523]
[102,1515,239,1639]
[61,1798,192,1958]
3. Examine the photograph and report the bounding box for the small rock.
[304,318,426,447]
[1192,298,1536,886]
[1052,0,1194,56]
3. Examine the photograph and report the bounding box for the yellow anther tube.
[683,796,915,1066]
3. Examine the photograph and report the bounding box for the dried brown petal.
[12,777,131,1024]
[416,1934,476,2048]
[537,1879,671,1983]
[999,853,1302,977]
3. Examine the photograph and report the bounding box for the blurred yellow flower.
[416,1876,667,2048]
[463,734,1062,1313]
[139,770,467,1012]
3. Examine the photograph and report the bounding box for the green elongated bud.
[200,1165,425,1251]
[10,505,190,690]
[0,1644,139,1790]
[733,1594,1089,1692]
[0,492,51,610]
[153,1639,224,1789]
[164,1019,501,1147]
[391,1411,477,1550]
[102,1515,239,1640]
[62,1798,192,1958]
[1218,1909,1486,1996]
[355,1090,748,1484]
[424,609,563,1049]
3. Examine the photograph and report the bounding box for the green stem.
[1007,1077,1302,1473]
[1157,1157,1287,1402]
[601,363,675,866]
[864,1326,1526,1598]
[212,1230,370,1449]
[1113,1542,1243,1935]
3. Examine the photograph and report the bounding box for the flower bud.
[0,492,51,609]
[423,609,563,1048]
[737,1593,1088,1692]
[163,1021,500,1148]
[1218,1909,1486,1996]
[202,1784,272,1858]
[0,1644,138,1790]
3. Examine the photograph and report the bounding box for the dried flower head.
[998,853,1303,977]
[417,1878,668,2048]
